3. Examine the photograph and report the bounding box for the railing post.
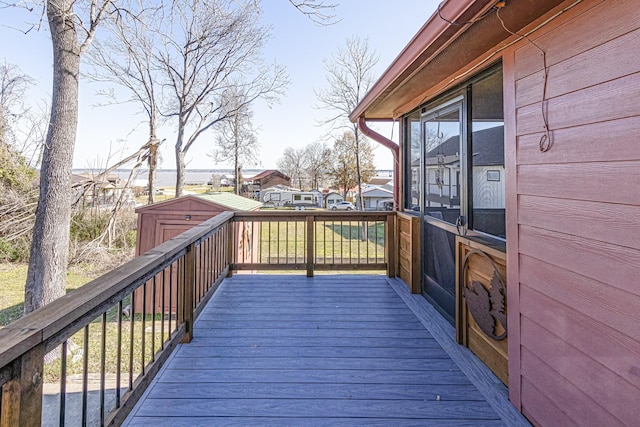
[306,214,314,277]
[226,220,234,277]
[180,242,196,343]
[1,343,44,427]
[386,212,397,278]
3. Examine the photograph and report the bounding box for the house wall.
[504,0,640,425]
[260,174,290,189]
[472,166,505,209]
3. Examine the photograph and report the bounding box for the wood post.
[226,221,234,277]
[181,243,195,343]
[1,343,44,427]
[306,215,314,277]
[386,213,396,278]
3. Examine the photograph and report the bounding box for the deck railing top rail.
[0,211,234,370]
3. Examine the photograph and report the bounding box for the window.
[403,65,505,240]
[404,110,421,211]
[470,68,505,238]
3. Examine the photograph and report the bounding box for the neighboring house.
[72,172,129,207]
[244,170,291,199]
[350,1,640,425]
[324,192,344,208]
[357,185,394,211]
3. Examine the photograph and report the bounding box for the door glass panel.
[471,70,505,238]
[422,104,462,324]
[424,108,461,224]
[406,110,421,211]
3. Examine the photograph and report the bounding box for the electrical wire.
[429,0,588,152]
[495,7,553,152]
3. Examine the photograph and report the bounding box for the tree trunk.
[24,0,80,314]
[355,127,364,211]
[176,149,185,198]
[175,119,186,197]
[148,118,159,203]
[147,136,158,204]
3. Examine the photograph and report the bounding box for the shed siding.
[508,0,640,425]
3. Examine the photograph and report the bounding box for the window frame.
[402,63,505,241]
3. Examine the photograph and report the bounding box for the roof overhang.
[350,0,565,121]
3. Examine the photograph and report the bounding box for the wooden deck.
[124,274,529,426]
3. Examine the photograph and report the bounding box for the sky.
[0,1,441,171]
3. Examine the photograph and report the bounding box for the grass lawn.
[0,264,93,327]
[254,220,386,264]
[1,264,169,383]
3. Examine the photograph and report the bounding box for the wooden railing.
[0,210,395,426]
[0,212,232,427]
[230,211,395,277]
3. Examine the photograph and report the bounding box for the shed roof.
[197,193,262,211]
[136,193,261,213]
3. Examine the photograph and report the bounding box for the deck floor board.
[125,274,524,426]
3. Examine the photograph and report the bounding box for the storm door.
[421,100,465,323]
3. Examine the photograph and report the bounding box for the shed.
[134,193,261,312]
[351,0,640,425]
[135,193,261,255]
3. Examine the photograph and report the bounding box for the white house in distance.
[357,185,394,211]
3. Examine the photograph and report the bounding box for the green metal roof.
[196,192,262,211]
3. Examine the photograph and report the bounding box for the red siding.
[507,0,640,425]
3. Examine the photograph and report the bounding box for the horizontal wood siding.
[509,0,640,425]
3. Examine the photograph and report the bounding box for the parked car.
[331,201,354,211]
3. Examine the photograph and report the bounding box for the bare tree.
[0,61,47,166]
[210,87,260,195]
[287,0,338,25]
[316,35,378,210]
[24,0,115,315]
[0,62,34,144]
[277,146,306,189]
[87,5,164,204]
[304,141,330,189]
[157,0,288,197]
[329,130,375,199]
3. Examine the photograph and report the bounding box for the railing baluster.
[141,277,147,376]
[182,243,196,343]
[100,312,107,426]
[129,292,135,391]
[168,263,173,336]
[116,300,123,407]
[60,341,67,426]
[151,275,157,362]
[367,220,371,263]
[306,215,314,277]
[160,269,166,351]
[82,324,89,427]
